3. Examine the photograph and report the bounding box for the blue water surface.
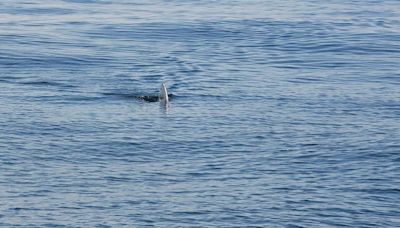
[1,0,399,227]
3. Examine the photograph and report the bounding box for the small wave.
[19,80,77,88]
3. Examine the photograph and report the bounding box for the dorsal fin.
[160,82,169,105]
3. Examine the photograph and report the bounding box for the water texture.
[1,0,399,227]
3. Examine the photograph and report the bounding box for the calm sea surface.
[1,0,399,227]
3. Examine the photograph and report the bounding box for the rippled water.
[1,0,400,227]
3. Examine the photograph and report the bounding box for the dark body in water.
[136,94,173,102]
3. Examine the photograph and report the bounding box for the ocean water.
[1,0,399,227]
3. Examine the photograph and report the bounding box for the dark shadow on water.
[101,92,174,102]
